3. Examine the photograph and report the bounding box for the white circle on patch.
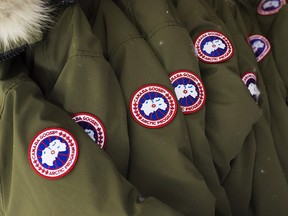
[257,0,286,15]
[241,72,261,103]
[248,34,271,62]
[130,84,178,128]
[194,31,234,63]
[169,70,206,114]
[28,128,78,180]
[72,112,106,149]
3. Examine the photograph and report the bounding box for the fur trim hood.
[0,0,53,52]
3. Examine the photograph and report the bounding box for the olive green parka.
[85,0,217,215]
[0,1,184,215]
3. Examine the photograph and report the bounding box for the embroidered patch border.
[28,128,78,180]
[248,34,271,62]
[130,84,178,128]
[241,72,260,103]
[72,113,107,149]
[194,31,234,63]
[257,0,286,15]
[169,70,206,114]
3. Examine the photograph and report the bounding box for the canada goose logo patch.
[257,0,286,15]
[249,35,271,62]
[194,31,234,63]
[169,70,206,114]
[28,128,78,179]
[72,113,106,149]
[130,84,178,128]
[242,72,261,103]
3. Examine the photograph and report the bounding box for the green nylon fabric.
[25,3,130,178]
[174,0,257,214]
[174,0,262,185]
[252,0,286,35]
[206,1,288,215]
[1,1,288,215]
[0,58,182,216]
[269,4,288,104]
[237,0,288,183]
[89,0,217,215]
[0,3,185,216]
[113,0,232,215]
[173,0,288,215]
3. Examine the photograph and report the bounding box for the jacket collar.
[0,0,76,62]
[0,0,54,52]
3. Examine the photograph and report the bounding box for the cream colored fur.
[0,0,53,51]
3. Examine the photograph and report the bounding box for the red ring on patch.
[194,31,234,64]
[248,34,271,62]
[241,72,261,104]
[130,84,178,128]
[169,70,206,114]
[28,128,79,180]
[257,0,286,15]
[72,112,107,149]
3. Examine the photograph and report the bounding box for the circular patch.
[28,128,78,180]
[169,70,206,114]
[130,84,178,128]
[248,35,271,62]
[242,72,261,103]
[194,31,234,63]
[72,113,106,149]
[257,0,286,15]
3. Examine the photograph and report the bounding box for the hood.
[0,0,54,53]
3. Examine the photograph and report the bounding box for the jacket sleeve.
[112,0,232,215]
[0,60,182,216]
[173,0,262,181]
[28,2,131,179]
[91,1,216,216]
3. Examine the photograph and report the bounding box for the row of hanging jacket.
[0,0,288,215]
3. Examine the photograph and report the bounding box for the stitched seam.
[68,52,105,59]
[109,34,143,60]
[147,23,188,39]
[70,49,104,56]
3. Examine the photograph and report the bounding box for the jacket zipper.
[0,45,27,63]
[50,0,77,6]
